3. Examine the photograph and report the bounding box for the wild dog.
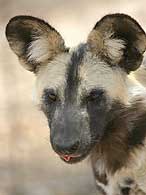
[5,13,146,195]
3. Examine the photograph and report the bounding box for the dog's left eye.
[87,89,104,102]
[43,89,58,104]
[48,92,57,102]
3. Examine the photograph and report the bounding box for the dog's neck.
[91,99,146,175]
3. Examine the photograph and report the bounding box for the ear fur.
[6,15,66,73]
[87,13,146,73]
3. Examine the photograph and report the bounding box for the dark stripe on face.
[87,90,108,139]
[128,112,146,147]
[64,44,85,104]
[41,88,59,124]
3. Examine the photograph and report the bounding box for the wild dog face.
[6,14,146,164]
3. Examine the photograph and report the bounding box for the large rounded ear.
[87,13,146,73]
[6,16,66,73]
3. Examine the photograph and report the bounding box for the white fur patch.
[96,180,107,193]
[127,73,146,102]
[88,30,125,64]
[27,32,64,64]
[34,53,70,105]
[28,37,51,63]
[104,36,125,63]
[95,158,106,176]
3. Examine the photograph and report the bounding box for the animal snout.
[53,139,80,155]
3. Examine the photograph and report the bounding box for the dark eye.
[43,89,58,104]
[48,92,57,102]
[87,89,104,102]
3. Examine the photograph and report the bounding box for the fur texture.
[5,13,146,195]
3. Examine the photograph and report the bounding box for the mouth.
[60,154,81,163]
[60,154,87,163]
[52,138,101,164]
[58,147,93,164]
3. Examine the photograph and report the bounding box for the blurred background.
[0,0,146,195]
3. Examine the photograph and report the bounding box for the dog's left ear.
[87,13,146,73]
[6,16,66,73]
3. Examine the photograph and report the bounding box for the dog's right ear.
[6,16,66,73]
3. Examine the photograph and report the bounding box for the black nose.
[53,140,80,155]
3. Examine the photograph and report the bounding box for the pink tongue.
[62,155,72,161]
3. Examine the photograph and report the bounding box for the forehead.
[35,44,127,101]
[36,52,69,99]
[79,51,127,100]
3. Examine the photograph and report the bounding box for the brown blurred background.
[1,0,146,195]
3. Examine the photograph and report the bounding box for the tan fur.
[28,32,65,63]
[79,50,129,104]
[6,16,66,72]
[34,53,70,105]
[134,67,146,88]
[91,94,146,195]
[6,14,146,195]
[107,145,146,194]
[87,31,125,64]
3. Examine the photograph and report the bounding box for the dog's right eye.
[87,89,104,102]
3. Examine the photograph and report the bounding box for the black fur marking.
[6,15,58,56]
[128,112,146,147]
[91,99,146,174]
[123,178,134,186]
[41,88,59,124]
[7,15,55,29]
[94,14,145,35]
[121,187,130,195]
[90,100,130,173]
[87,90,108,140]
[64,44,85,104]
[112,16,144,73]
[96,185,106,195]
[94,172,108,186]
[6,15,64,72]
[93,13,146,73]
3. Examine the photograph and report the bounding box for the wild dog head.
[6,14,146,164]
